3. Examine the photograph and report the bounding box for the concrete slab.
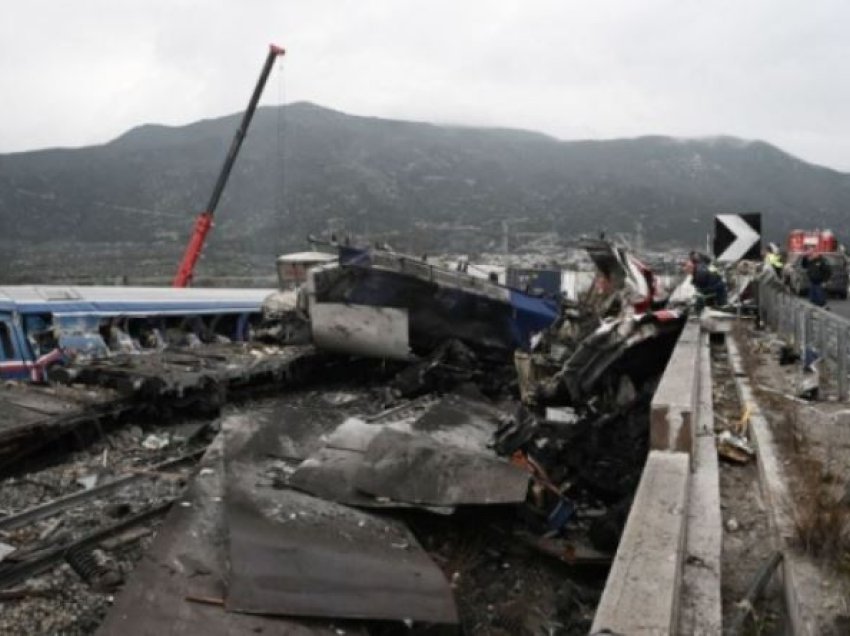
[591,450,691,635]
[678,331,722,636]
[651,320,700,456]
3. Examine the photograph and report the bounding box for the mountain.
[2,102,849,280]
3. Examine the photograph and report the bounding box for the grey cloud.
[1,0,849,169]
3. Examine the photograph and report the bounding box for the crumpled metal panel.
[411,394,508,451]
[97,436,356,636]
[289,395,519,510]
[287,445,454,515]
[353,428,529,506]
[223,416,458,624]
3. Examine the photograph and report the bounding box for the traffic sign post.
[713,213,762,263]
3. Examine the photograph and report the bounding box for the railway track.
[0,416,212,635]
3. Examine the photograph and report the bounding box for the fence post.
[774,287,781,330]
[835,325,847,402]
[792,304,801,347]
[764,283,773,328]
[804,308,814,354]
[817,312,826,359]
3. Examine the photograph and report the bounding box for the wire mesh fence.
[758,273,850,401]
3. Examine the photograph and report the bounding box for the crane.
[172,43,285,287]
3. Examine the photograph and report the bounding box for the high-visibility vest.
[767,253,783,269]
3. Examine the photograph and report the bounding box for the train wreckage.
[0,238,689,634]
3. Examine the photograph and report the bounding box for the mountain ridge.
[2,101,848,275]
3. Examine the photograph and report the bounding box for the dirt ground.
[712,340,785,634]
[732,322,850,632]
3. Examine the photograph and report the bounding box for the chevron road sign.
[713,213,762,262]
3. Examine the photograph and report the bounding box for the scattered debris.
[778,344,800,366]
[141,434,169,451]
[76,474,99,490]
[65,546,123,592]
[726,551,783,636]
[0,381,129,471]
[0,500,174,590]
[37,517,63,541]
[0,542,15,563]
[0,237,692,634]
[797,365,821,401]
[717,430,755,464]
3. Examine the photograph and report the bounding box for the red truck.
[786,229,838,255]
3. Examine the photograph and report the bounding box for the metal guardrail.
[757,272,850,400]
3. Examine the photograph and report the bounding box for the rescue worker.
[801,249,832,307]
[764,243,784,278]
[686,253,727,310]
[688,250,712,266]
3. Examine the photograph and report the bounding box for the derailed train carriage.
[0,286,273,381]
[297,245,562,361]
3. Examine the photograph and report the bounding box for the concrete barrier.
[591,450,691,635]
[650,321,700,456]
[592,319,722,635]
[678,331,722,635]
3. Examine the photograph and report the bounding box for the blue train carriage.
[0,286,274,382]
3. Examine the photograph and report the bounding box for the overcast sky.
[2,0,849,169]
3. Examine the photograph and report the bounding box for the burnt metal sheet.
[223,417,458,624]
[225,404,348,462]
[325,395,504,454]
[323,416,408,452]
[354,428,529,506]
[287,446,389,507]
[410,393,507,450]
[310,302,411,360]
[288,446,454,514]
[292,395,516,509]
[97,435,351,636]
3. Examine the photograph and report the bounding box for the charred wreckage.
[0,238,688,634]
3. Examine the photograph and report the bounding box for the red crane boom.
[172,43,285,287]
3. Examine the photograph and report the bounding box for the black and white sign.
[713,213,762,262]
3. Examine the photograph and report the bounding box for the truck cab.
[784,251,849,299]
[782,230,848,299]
